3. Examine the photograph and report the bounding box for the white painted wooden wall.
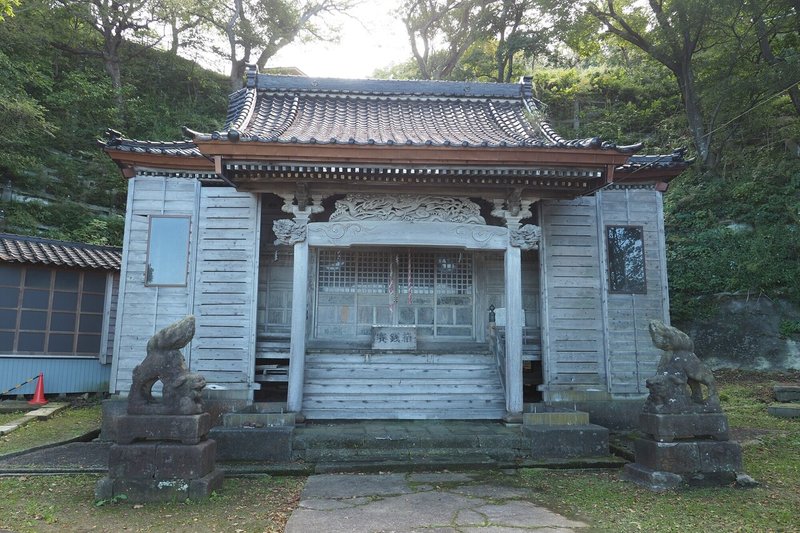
[598,188,668,395]
[539,189,670,401]
[110,176,200,394]
[189,187,260,397]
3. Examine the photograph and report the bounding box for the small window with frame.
[146,215,191,286]
[606,225,646,294]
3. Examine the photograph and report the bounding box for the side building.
[0,233,121,396]
[102,69,688,426]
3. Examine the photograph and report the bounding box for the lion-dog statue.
[127,315,207,415]
[643,320,720,414]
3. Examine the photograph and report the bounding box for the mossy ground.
[0,374,797,531]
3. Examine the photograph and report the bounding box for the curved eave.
[104,147,215,176]
[193,140,632,168]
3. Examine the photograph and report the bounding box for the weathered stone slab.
[114,413,212,444]
[108,440,217,479]
[633,439,742,474]
[767,403,800,418]
[95,468,224,502]
[210,426,293,462]
[523,424,609,458]
[25,403,68,420]
[622,463,684,492]
[523,410,589,426]
[639,412,729,442]
[773,385,800,403]
[223,411,295,427]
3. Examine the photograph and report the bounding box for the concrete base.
[633,438,742,474]
[622,463,684,491]
[108,440,217,479]
[522,424,609,458]
[95,468,224,502]
[639,412,729,442]
[773,385,800,403]
[115,413,212,444]
[210,426,294,462]
[767,403,800,418]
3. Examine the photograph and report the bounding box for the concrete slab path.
[285,472,588,532]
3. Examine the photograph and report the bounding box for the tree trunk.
[675,60,710,166]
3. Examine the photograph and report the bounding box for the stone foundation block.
[114,413,212,444]
[767,403,800,418]
[210,426,293,462]
[523,424,609,458]
[622,463,684,491]
[773,385,800,403]
[639,412,729,442]
[95,468,224,503]
[108,440,217,479]
[523,410,589,426]
[633,439,742,474]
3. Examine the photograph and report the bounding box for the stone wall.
[675,294,800,371]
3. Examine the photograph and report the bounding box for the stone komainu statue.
[127,315,206,415]
[643,320,720,414]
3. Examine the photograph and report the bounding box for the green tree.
[0,0,19,20]
[207,0,352,91]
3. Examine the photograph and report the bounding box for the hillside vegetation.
[0,0,798,322]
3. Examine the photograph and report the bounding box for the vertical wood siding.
[189,187,260,391]
[112,176,199,394]
[540,197,606,390]
[599,189,668,394]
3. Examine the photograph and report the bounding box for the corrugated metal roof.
[0,233,122,270]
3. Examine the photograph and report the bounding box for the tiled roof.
[101,129,202,157]
[187,68,638,152]
[618,148,693,173]
[0,233,122,270]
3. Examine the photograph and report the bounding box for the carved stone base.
[633,438,742,474]
[114,413,212,444]
[622,463,684,492]
[639,412,729,442]
[108,440,217,479]
[523,424,609,458]
[96,467,224,503]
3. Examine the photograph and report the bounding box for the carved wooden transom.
[329,194,485,224]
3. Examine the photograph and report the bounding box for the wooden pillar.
[504,243,523,415]
[286,222,309,412]
[277,191,324,414]
[492,196,539,420]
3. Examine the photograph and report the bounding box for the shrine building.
[102,67,688,424]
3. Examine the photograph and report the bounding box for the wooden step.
[302,350,505,420]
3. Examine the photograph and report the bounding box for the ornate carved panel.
[509,224,541,250]
[273,218,307,245]
[329,194,485,224]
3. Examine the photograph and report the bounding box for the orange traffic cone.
[28,373,48,405]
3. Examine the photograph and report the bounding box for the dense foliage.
[0,0,798,319]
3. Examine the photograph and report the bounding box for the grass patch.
[0,404,101,456]
[0,411,26,426]
[0,474,304,533]
[503,377,800,531]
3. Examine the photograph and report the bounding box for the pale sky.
[268,1,411,79]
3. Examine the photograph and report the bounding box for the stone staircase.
[301,352,506,420]
[291,420,530,472]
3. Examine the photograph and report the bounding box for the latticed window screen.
[315,248,474,339]
[317,249,357,292]
[435,253,472,295]
[356,251,390,293]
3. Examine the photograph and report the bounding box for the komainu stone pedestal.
[95,316,223,503]
[96,413,224,502]
[623,413,743,491]
[623,321,745,491]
